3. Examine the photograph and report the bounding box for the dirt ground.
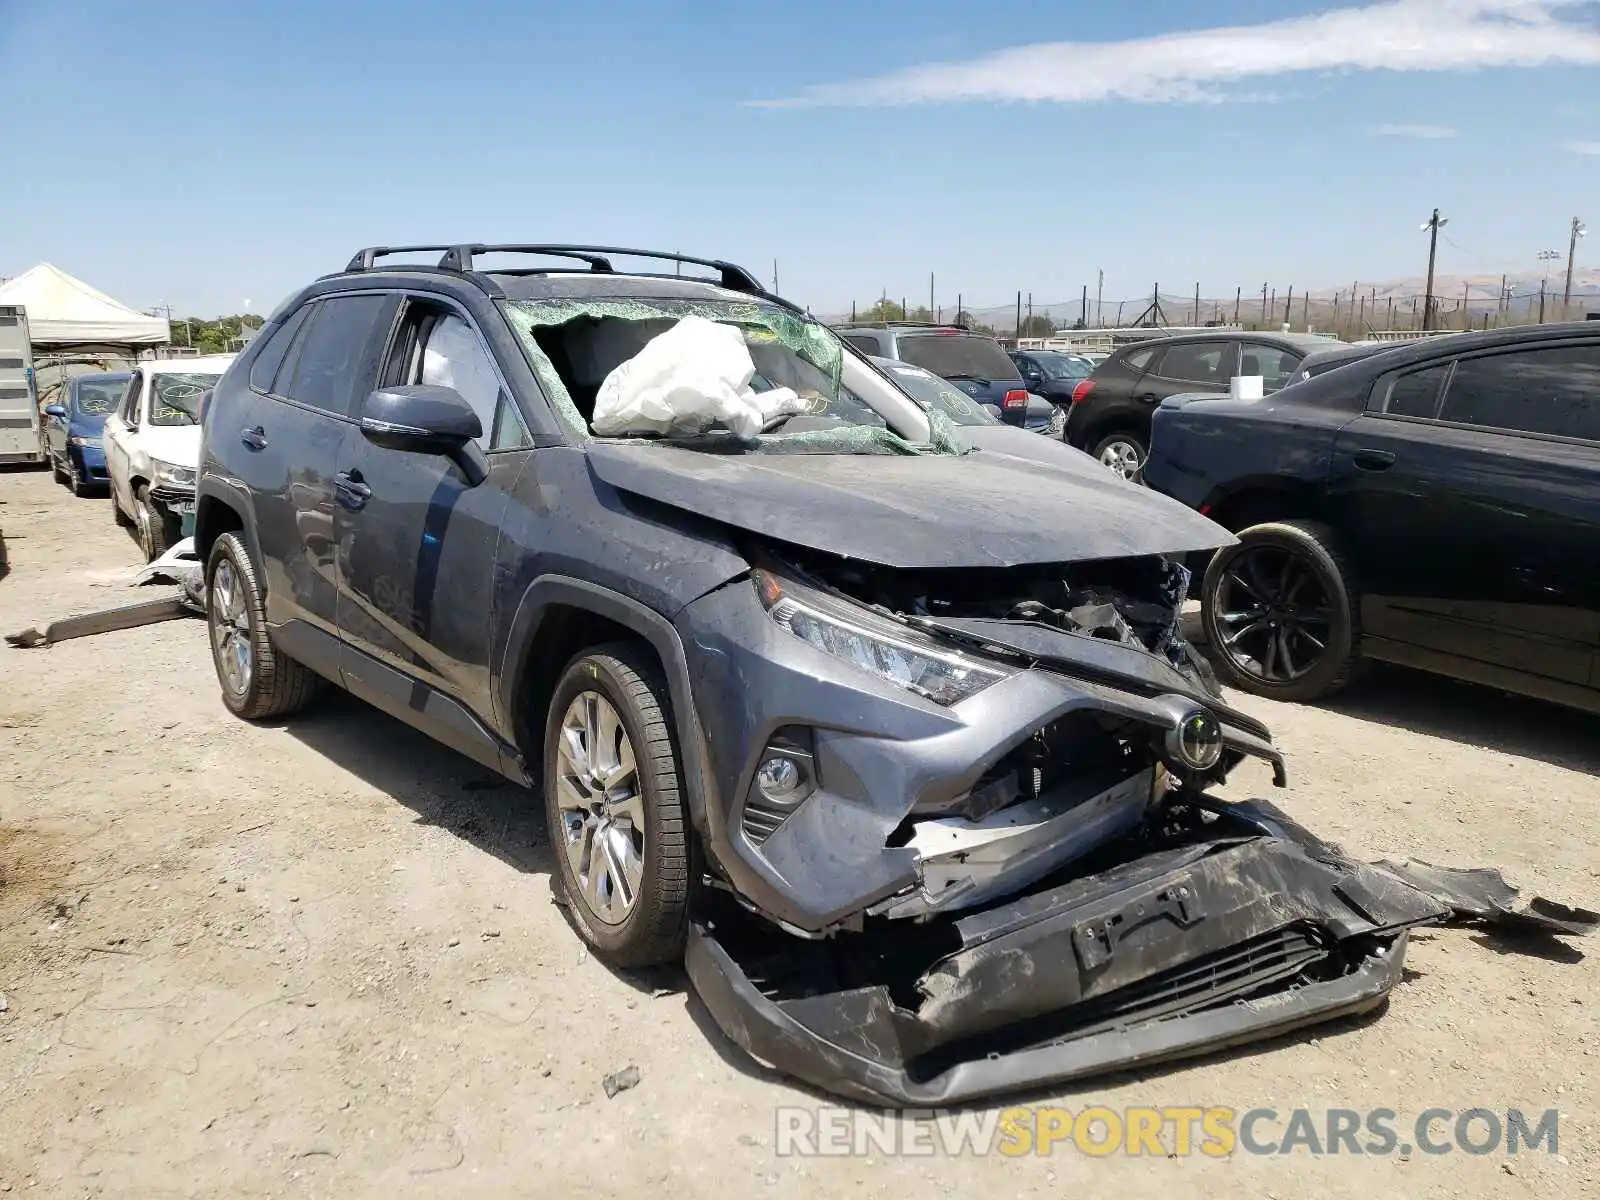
[1,464,1596,1199]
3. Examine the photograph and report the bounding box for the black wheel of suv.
[206,532,322,720]
[134,483,176,560]
[543,643,689,968]
[1090,430,1148,483]
[1200,519,1361,702]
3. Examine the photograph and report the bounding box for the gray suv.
[832,322,1032,425]
[191,243,1479,1106]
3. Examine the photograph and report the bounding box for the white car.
[104,353,236,559]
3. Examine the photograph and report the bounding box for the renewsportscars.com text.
[774,1105,1560,1158]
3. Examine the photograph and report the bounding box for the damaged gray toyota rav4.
[194,245,1595,1106]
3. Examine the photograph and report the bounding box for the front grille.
[908,923,1331,1080]
[741,799,791,844]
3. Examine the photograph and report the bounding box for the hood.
[139,424,201,470]
[585,430,1234,570]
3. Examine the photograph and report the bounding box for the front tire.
[67,454,91,498]
[206,532,321,719]
[50,451,67,485]
[1200,519,1361,702]
[543,643,689,968]
[134,484,175,558]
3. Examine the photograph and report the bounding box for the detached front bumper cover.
[686,797,1594,1107]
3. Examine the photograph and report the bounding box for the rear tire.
[1090,430,1148,483]
[205,532,322,720]
[1200,519,1361,703]
[543,643,690,968]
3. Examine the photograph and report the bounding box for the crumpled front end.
[687,797,1457,1106]
[674,551,1595,1105]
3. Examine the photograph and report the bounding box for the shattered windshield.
[147,373,221,426]
[503,297,970,457]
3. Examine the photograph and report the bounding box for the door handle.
[241,425,267,451]
[1352,448,1396,471]
[335,469,372,511]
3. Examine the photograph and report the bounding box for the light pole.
[1537,249,1561,322]
[1420,208,1447,331]
[1564,218,1586,309]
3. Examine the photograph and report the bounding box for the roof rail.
[346,243,767,296]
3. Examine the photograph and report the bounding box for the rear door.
[241,293,398,658]
[1328,341,1600,690]
[1140,340,1235,403]
[334,295,531,725]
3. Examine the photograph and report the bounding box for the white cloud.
[1370,123,1458,138]
[1565,139,1600,153]
[751,1,1600,108]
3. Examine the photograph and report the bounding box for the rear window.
[895,333,1022,382]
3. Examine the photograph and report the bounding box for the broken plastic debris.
[1374,860,1600,937]
[591,315,804,439]
[602,1064,641,1098]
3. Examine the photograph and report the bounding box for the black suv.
[1144,322,1600,712]
[1067,331,1335,480]
[192,243,1481,1105]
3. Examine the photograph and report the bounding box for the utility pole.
[773,260,780,292]
[930,273,935,318]
[1302,292,1309,329]
[1461,282,1470,330]
[1420,208,1446,331]
[1117,300,1126,326]
[1537,248,1561,322]
[1027,291,1033,334]
[1358,293,1365,330]
[1283,286,1293,327]
[1192,282,1200,326]
[1095,269,1104,326]
[1080,284,1088,327]
[956,293,962,324]
[1015,291,1022,337]
[1498,274,1508,317]
[1564,217,1587,308]
[1387,296,1394,328]
[1260,283,1268,322]
[1234,286,1241,325]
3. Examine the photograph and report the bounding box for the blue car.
[41,371,130,497]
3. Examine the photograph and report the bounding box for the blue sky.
[2,0,1598,318]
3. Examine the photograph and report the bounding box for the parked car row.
[36,355,236,560]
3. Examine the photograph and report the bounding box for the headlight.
[151,459,196,487]
[754,570,1011,706]
[68,435,100,448]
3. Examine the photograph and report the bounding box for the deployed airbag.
[590,315,805,439]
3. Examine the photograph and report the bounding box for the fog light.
[1164,708,1223,771]
[757,756,802,799]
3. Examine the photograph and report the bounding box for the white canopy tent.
[0,263,168,345]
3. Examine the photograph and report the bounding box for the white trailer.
[0,305,42,465]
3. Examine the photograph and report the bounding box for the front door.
[335,298,531,722]
[104,372,143,513]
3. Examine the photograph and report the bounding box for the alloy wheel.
[1098,439,1144,481]
[209,559,254,696]
[554,690,645,926]
[1212,545,1334,684]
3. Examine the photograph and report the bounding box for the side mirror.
[360,385,488,487]
[44,404,67,419]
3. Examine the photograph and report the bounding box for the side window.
[279,294,393,417]
[1438,345,1600,441]
[842,334,879,356]
[389,302,529,451]
[1015,355,1044,385]
[1381,363,1451,419]
[1240,343,1301,391]
[1122,346,1156,373]
[1155,342,1229,386]
[249,305,312,394]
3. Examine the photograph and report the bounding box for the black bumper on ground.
[686,805,1457,1107]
